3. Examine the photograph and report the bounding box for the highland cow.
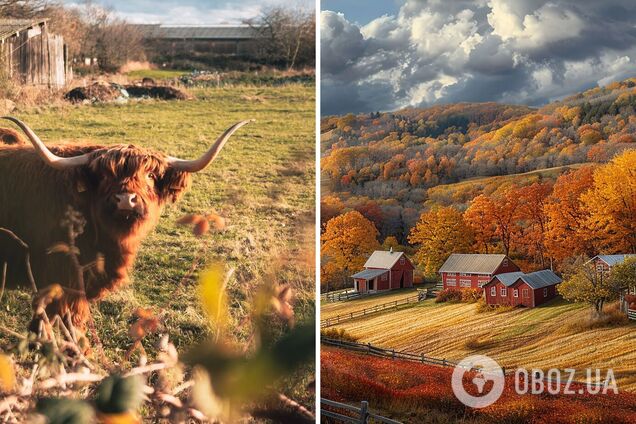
[0,116,252,328]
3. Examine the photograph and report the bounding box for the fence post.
[392,349,395,360]
[421,354,424,363]
[359,401,369,423]
[443,359,447,367]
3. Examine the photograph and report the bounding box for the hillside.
[323,297,636,391]
[320,77,636,238]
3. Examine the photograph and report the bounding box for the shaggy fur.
[0,128,26,145]
[0,142,191,327]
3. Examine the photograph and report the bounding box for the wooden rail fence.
[320,293,426,328]
[628,308,636,321]
[321,398,402,424]
[321,337,460,369]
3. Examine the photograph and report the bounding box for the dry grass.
[325,298,636,391]
[320,289,418,320]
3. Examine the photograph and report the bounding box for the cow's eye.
[147,172,156,181]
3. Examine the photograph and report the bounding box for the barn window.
[382,273,387,281]
[460,273,470,277]
[596,264,604,272]
[523,289,529,298]
[400,257,405,265]
[501,287,507,296]
[490,287,496,296]
[447,279,456,287]
[544,288,548,296]
[513,289,518,298]
[448,273,456,277]
[460,279,471,287]
[503,259,508,266]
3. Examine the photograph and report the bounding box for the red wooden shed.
[351,249,414,293]
[483,269,562,308]
[438,254,519,290]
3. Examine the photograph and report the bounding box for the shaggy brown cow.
[0,116,252,328]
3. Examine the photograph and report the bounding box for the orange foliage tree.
[515,182,553,267]
[408,207,474,276]
[320,211,380,291]
[581,150,636,253]
[544,166,596,262]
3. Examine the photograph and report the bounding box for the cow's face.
[83,146,190,233]
[2,116,253,236]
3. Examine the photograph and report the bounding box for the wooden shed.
[351,249,414,293]
[0,18,72,88]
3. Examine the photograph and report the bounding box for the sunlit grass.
[324,296,636,391]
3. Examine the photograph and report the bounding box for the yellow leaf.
[97,412,140,424]
[198,264,228,328]
[0,354,15,393]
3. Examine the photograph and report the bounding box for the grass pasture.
[321,288,418,320]
[0,83,315,401]
[322,297,636,392]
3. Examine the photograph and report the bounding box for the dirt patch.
[124,85,191,100]
[65,83,125,103]
[66,82,190,103]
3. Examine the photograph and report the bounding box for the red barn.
[588,254,636,274]
[351,250,414,293]
[483,270,562,308]
[438,254,519,290]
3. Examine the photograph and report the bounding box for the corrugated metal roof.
[491,270,562,289]
[351,269,389,280]
[594,254,636,267]
[438,254,508,274]
[0,18,47,41]
[364,250,405,269]
[133,24,259,40]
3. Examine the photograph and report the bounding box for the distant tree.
[248,6,315,70]
[0,0,47,17]
[581,150,636,253]
[408,207,473,276]
[463,195,497,253]
[320,211,380,290]
[382,236,404,252]
[559,258,623,317]
[464,190,520,256]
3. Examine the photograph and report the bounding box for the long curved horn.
[167,119,254,172]
[2,116,89,170]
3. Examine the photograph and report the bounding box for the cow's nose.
[115,193,138,210]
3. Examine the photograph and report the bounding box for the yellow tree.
[581,150,636,253]
[320,211,380,291]
[408,207,474,276]
[544,166,596,262]
[463,195,497,253]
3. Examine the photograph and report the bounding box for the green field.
[125,69,188,80]
[322,296,636,391]
[0,84,315,369]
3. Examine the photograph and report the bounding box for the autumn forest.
[321,78,636,290]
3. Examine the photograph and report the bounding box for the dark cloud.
[321,0,636,115]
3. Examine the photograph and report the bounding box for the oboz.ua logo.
[451,355,505,408]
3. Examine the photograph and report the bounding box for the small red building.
[483,270,562,308]
[438,254,520,290]
[588,254,636,274]
[351,250,414,293]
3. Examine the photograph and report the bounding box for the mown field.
[0,83,315,399]
[321,289,417,320]
[322,297,636,391]
[322,347,636,423]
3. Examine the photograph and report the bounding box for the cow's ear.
[158,168,191,203]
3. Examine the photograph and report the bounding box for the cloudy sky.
[322,0,636,115]
[64,0,311,25]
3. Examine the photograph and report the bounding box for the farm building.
[351,249,414,293]
[0,19,71,87]
[134,24,261,59]
[588,254,636,274]
[483,270,562,308]
[438,254,520,290]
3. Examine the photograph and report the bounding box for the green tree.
[558,258,623,317]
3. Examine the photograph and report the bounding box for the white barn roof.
[593,254,636,267]
[364,250,405,269]
[438,254,508,275]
